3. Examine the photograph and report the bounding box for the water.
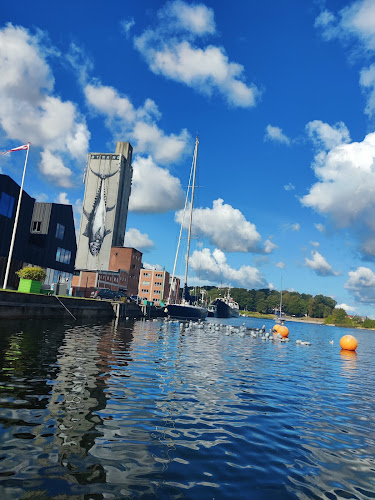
[0,316,374,499]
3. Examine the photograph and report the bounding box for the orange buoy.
[278,325,289,338]
[340,335,358,351]
[273,324,281,333]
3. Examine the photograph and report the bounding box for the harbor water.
[0,316,374,499]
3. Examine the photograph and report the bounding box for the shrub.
[16,266,46,282]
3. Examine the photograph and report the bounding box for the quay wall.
[0,290,115,320]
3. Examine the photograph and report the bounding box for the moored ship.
[209,290,239,318]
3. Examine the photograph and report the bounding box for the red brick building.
[72,269,128,297]
[109,247,142,297]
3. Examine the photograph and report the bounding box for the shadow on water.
[0,317,374,499]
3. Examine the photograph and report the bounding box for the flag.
[0,143,30,155]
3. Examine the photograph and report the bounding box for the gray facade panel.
[75,142,133,271]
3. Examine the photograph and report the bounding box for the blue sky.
[2,0,375,316]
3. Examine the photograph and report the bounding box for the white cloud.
[57,192,70,205]
[304,250,339,277]
[143,262,163,271]
[301,130,375,230]
[360,63,375,115]
[84,82,189,164]
[264,125,291,145]
[315,2,375,114]
[310,241,320,247]
[134,1,259,108]
[189,247,268,288]
[276,261,286,269]
[284,222,300,232]
[315,223,325,232]
[336,303,358,313]
[39,150,72,188]
[175,198,271,253]
[306,120,351,150]
[129,155,185,213]
[264,238,278,253]
[345,266,375,302]
[159,0,215,35]
[0,24,90,185]
[120,18,135,38]
[284,183,295,191]
[124,228,154,250]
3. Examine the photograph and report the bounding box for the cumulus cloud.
[345,266,375,302]
[306,120,351,150]
[284,183,295,191]
[120,18,135,38]
[84,83,190,164]
[39,150,72,188]
[276,261,286,269]
[133,1,259,108]
[175,198,272,253]
[304,250,339,276]
[301,130,375,235]
[315,223,325,232]
[124,228,154,250]
[129,156,185,213]
[189,248,268,288]
[82,46,194,215]
[310,241,320,247]
[264,125,291,145]
[0,24,90,185]
[315,1,375,114]
[336,303,358,313]
[143,262,163,271]
[57,192,70,205]
[284,222,300,232]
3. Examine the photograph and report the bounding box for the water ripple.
[0,318,375,498]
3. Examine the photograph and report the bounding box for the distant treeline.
[201,287,336,318]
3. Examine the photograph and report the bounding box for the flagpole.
[2,143,30,290]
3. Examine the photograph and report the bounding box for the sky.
[2,0,375,316]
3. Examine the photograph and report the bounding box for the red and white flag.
[0,143,30,155]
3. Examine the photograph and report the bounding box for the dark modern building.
[0,174,77,289]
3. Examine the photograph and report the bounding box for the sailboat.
[274,278,285,324]
[166,137,208,320]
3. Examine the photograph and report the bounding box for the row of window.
[91,154,120,160]
[142,280,163,286]
[56,247,71,264]
[142,272,163,278]
[141,288,161,295]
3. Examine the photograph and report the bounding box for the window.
[113,155,119,160]
[55,223,65,239]
[91,154,100,159]
[143,272,150,277]
[154,281,162,286]
[101,155,111,160]
[155,273,163,278]
[0,192,15,218]
[32,221,42,232]
[141,288,149,293]
[142,280,150,285]
[154,290,161,295]
[56,247,71,264]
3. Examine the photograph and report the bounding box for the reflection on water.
[0,317,375,498]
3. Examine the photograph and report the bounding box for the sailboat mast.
[183,137,199,288]
[279,277,283,317]
[167,147,195,305]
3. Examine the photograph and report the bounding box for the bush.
[16,266,46,282]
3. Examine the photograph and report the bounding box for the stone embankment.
[0,290,142,320]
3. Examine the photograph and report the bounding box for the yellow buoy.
[340,335,358,351]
